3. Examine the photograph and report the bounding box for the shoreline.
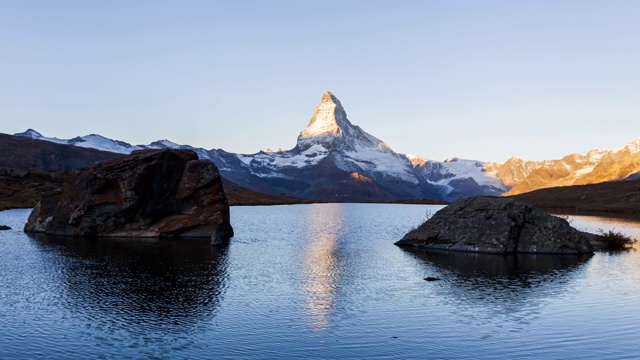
[3,202,640,220]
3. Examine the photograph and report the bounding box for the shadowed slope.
[510,178,640,214]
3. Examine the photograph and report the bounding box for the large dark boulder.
[24,149,233,245]
[396,197,593,254]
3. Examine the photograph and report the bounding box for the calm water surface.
[0,204,639,359]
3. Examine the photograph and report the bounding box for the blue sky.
[1,1,639,162]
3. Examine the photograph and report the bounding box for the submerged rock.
[24,149,233,244]
[396,197,593,254]
[0,225,11,231]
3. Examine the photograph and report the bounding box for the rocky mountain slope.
[0,134,310,209]
[12,91,640,202]
[0,168,64,210]
[1,132,120,171]
[15,92,507,202]
[486,139,640,195]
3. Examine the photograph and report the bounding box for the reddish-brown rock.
[24,149,233,244]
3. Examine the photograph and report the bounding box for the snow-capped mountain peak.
[15,129,44,139]
[621,138,640,154]
[148,139,182,149]
[299,91,350,139]
[13,130,144,154]
[405,154,427,167]
[68,134,142,153]
[284,92,422,183]
[295,91,393,155]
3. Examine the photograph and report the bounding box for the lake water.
[1,203,639,359]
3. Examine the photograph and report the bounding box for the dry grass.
[596,229,637,250]
[509,178,640,214]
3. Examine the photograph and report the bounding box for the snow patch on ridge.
[236,143,330,176]
[342,144,419,184]
[69,134,143,154]
[270,144,329,168]
[413,157,508,195]
[14,129,69,146]
[148,139,182,149]
[620,139,640,154]
[440,158,499,187]
[14,129,44,139]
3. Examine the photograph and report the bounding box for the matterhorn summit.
[296,91,393,155]
[300,91,348,138]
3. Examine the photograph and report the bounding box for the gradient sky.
[1,1,639,163]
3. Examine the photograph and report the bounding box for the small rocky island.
[24,149,233,245]
[396,197,594,254]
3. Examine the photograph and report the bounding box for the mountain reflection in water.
[2,205,639,360]
[300,204,344,331]
[28,233,228,335]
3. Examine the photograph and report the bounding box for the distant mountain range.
[486,139,640,195]
[0,132,119,172]
[0,133,314,209]
[13,91,640,202]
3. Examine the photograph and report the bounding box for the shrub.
[409,209,435,232]
[596,228,637,250]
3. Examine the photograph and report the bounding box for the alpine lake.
[1,203,639,359]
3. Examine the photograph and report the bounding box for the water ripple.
[1,205,640,359]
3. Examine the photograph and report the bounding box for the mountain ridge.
[485,138,640,195]
[13,92,640,202]
[0,133,313,210]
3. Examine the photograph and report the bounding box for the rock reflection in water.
[301,204,344,331]
[27,233,228,334]
[403,249,591,319]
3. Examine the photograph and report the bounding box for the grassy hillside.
[509,179,640,214]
